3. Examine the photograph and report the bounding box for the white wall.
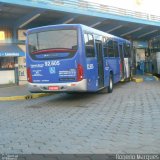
[0,70,15,84]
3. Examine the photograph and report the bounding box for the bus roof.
[27,24,130,43]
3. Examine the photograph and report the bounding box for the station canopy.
[0,0,160,41]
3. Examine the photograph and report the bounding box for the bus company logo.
[45,61,60,67]
[59,69,76,77]
[30,64,44,68]
[32,70,43,77]
[49,67,56,74]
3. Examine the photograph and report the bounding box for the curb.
[0,93,51,101]
[153,76,159,81]
[132,77,144,83]
[145,73,153,76]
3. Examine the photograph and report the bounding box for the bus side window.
[103,37,108,57]
[84,33,95,57]
[103,47,108,57]
[108,39,114,57]
[114,41,119,57]
[124,43,131,58]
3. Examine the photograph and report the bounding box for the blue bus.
[26,24,131,93]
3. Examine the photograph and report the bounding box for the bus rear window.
[28,29,78,60]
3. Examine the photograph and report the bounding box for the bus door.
[95,40,104,88]
[119,44,125,79]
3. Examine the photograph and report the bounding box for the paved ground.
[0,85,30,97]
[0,81,160,154]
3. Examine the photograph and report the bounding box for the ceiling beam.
[0,20,14,25]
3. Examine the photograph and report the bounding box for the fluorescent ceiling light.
[90,21,102,27]
[138,29,158,38]
[107,25,123,33]
[19,13,41,28]
[63,18,74,24]
[121,27,142,36]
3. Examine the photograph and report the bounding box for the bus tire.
[108,74,113,93]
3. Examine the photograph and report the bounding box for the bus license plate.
[48,86,59,91]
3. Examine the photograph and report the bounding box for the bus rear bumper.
[28,79,87,93]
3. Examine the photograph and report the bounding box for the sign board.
[18,57,27,81]
[0,52,20,57]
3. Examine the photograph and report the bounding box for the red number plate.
[48,86,59,91]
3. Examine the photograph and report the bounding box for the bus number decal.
[87,64,94,70]
[45,61,60,67]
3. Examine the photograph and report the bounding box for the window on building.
[0,57,15,69]
[0,27,12,43]
[0,31,5,40]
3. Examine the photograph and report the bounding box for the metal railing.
[48,0,160,22]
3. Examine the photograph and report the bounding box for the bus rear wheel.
[108,74,113,93]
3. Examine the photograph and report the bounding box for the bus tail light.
[77,64,84,81]
[27,67,32,83]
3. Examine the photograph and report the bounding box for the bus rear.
[26,25,87,93]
